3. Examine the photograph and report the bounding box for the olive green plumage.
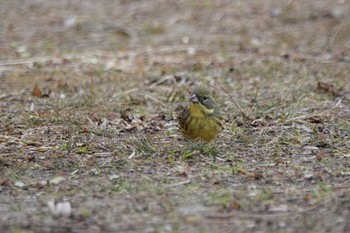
[178,87,222,142]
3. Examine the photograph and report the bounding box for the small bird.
[178,86,222,142]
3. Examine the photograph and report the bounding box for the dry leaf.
[57,80,69,91]
[50,176,66,185]
[120,108,134,123]
[14,180,26,188]
[32,85,50,98]
[231,200,241,209]
[268,204,289,213]
[0,179,12,187]
[316,82,334,95]
[303,193,311,202]
[316,151,326,161]
[32,85,42,97]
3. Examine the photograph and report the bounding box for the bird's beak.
[189,94,199,103]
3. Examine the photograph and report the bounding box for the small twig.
[215,83,251,121]
[95,152,113,157]
[205,212,235,219]
[112,88,141,97]
[283,107,337,123]
[0,135,22,141]
[0,57,55,66]
[145,94,168,107]
[203,159,222,168]
[149,75,175,88]
[128,150,136,159]
[167,179,191,187]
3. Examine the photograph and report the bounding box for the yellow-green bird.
[178,86,222,142]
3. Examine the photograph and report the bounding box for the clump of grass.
[208,190,233,208]
[143,22,165,34]
[181,142,220,160]
[129,137,157,155]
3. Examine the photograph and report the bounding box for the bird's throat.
[189,102,214,117]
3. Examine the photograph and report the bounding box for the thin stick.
[167,179,191,187]
[216,83,251,121]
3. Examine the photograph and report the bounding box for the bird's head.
[189,86,219,116]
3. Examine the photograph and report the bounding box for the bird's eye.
[202,96,209,102]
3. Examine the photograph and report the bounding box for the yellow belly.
[181,115,221,142]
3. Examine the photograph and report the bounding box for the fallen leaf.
[120,108,134,123]
[109,174,119,181]
[303,193,311,202]
[268,204,289,212]
[0,179,11,187]
[57,80,69,91]
[316,82,334,95]
[31,85,51,98]
[14,180,26,188]
[50,176,66,185]
[316,151,326,161]
[32,85,42,97]
[298,124,313,133]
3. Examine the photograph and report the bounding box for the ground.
[0,0,350,232]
